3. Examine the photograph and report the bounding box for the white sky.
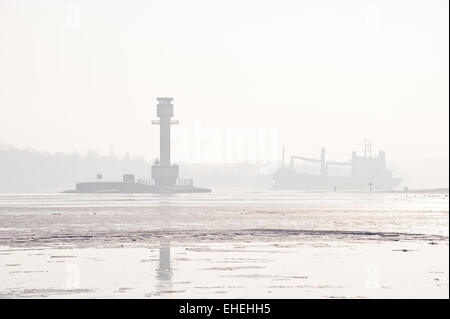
[0,0,448,171]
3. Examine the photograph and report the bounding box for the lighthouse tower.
[151,97,179,188]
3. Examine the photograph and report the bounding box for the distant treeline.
[2,144,447,192]
[0,144,273,192]
[0,144,149,192]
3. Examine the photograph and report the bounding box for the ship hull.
[272,169,401,191]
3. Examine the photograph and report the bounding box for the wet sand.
[0,192,448,298]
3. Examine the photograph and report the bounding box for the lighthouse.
[64,97,210,193]
[151,97,180,188]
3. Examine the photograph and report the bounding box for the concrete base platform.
[62,182,211,194]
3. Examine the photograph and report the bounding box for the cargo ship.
[272,142,402,191]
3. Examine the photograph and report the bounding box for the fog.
[0,0,448,189]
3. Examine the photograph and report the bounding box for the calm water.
[0,191,448,298]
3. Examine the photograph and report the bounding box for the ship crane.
[290,148,327,176]
[289,156,321,168]
[290,148,351,176]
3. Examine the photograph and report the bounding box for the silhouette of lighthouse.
[151,97,179,188]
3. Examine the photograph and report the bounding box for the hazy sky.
[0,1,448,170]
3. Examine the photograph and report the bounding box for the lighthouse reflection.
[156,239,172,282]
[155,202,174,289]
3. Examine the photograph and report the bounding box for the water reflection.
[156,239,172,281]
[155,203,174,290]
